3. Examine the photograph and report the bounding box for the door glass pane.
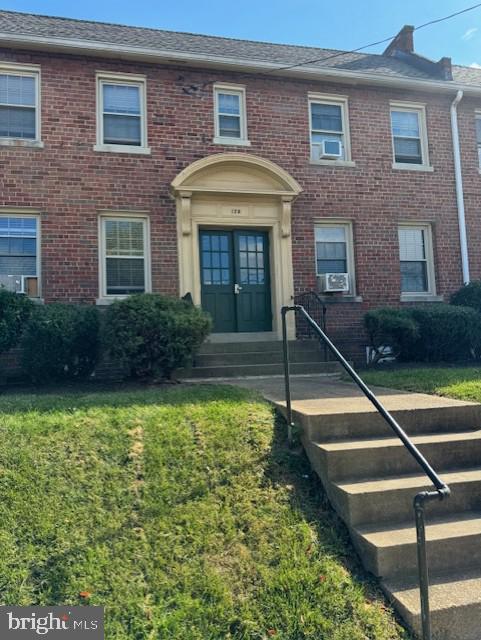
[201,234,231,286]
[237,234,266,285]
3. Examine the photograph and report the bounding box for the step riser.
[353,530,481,578]
[300,404,481,441]
[184,362,341,378]
[199,340,321,354]
[320,437,481,481]
[195,351,326,367]
[331,480,481,527]
[384,587,481,640]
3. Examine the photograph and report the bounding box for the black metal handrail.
[281,305,450,640]
[293,291,328,361]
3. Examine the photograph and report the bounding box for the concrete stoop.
[179,340,342,379]
[268,379,481,640]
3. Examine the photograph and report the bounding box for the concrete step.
[184,361,342,379]
[313,429,481,481]
[383,567,481,640]
[299,400,481,442]
[353,510,481,578]
[331,467,481,527]
[198,340,322,354]
[194,350,326,367]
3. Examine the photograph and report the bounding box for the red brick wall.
[1,47,480,363]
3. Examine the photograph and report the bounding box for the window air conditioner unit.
[321,139,342,158]
[317,273,349,293]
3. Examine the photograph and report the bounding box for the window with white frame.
[309,95,350,162]
[315,222,354,292]
[390,103,429,166]
[100,216,149,297]
[96,74,147,151]
[0,215,39,297]
[476,114,481,168]
[0,67,39,141]
[398,225,435,295]
[213,85,248,144]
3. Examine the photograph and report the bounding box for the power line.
[181,1,481,94]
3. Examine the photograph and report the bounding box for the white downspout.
[450,90,470,284]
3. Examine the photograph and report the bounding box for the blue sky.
[4,0,481,67]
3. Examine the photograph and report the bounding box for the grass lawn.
[360,365,481,402]
[0,383,407,639]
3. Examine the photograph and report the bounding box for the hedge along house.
[1,12,481,361]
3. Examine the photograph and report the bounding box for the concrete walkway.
[223,374,474,418]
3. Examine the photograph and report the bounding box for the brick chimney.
[383,25,414,56]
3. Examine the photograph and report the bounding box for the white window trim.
[94,72,150,155]
[0,209,41,298]
[97,211,151,303]
[390,101,431,171]
[308,93,354,166]
[398,222,437,301]
[213,83,250,146]
[0,63,43,148]
[314,219,357,296]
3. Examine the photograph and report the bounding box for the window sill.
[95,297,124,306]
[318,294,363,304]
[310,159,356,168]
[213,137,251,147]
[93,144,151,155]
[392,163,433,172]
[0,138,44,149]
[400,294,443,303]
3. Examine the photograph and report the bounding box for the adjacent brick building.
[1,11,481,361]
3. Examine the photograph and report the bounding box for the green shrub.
[22,304,100,383]
[102,294,212,379]
[451,281,481,313]
[364,307,419,363]
[0,289,34,354]
[405,304,481,362]
[365,304,481,363]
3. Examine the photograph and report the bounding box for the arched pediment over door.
[171,153,302,340]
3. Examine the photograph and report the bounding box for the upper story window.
[398,224,435,297]
[213,84,249,146]
[476,113,481,168]
[315,221,355,295]
[99,214,150,299]
[95,73,150,154]
[309,94,352,165]
[390,102,430,170]
[0,214,40,297]
[0,64,41,146]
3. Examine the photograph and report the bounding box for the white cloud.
[462,27,478,41]
[470,62,481,68]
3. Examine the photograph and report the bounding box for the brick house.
[1,11,481,362]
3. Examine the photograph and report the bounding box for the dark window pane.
[311,103,342,132]
[316,241,346,260]
[394,137,422,164]
[106,257,145,294]
[104,114,141,145]
[400,261,428,292]
[317,259,347,274]
[0,255,36,275]
[219,114,240,138]
[0,106,35,138]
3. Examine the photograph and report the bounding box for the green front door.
[200,229,272,333]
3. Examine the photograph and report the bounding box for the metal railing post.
[281,307,294,445]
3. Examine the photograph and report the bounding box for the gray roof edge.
[0,30,480,95]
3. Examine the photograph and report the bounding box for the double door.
[200,229,272,333]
